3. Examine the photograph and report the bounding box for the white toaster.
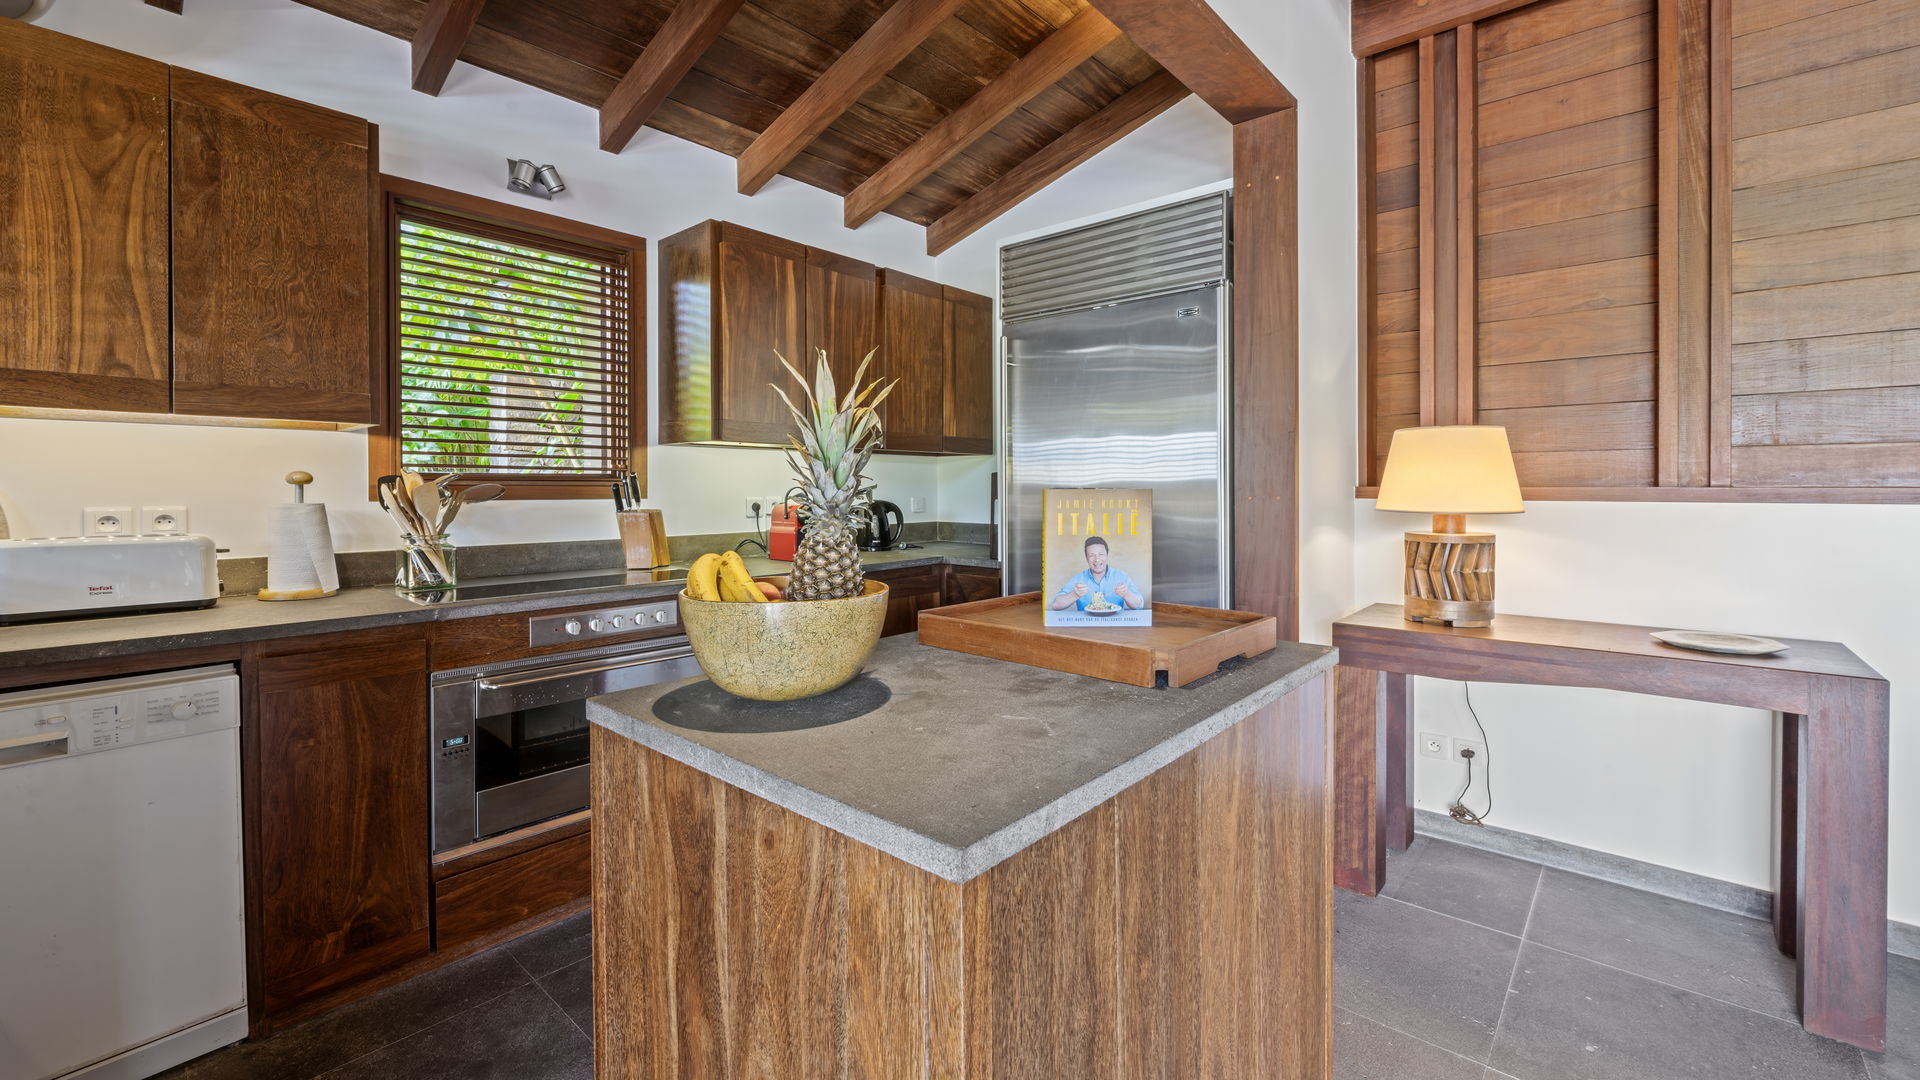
[0,535,221,624]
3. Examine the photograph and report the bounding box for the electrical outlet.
[142,505,188,535]
[744,497,766,522]
[1453,737,1487,764]
[909,496,928,514]
[83,506,134,537]
[1418,732,1447,760]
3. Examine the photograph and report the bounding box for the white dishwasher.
[0,665,247,1080]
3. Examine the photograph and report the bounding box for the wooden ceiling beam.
[1086,0,1291,121]
[411,0,486,96]
[924,69,1190,256]
[600,0,747,153]
[843,7,1123,228]
[736,0,971,196]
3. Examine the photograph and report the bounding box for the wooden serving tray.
[916,592,1278,688]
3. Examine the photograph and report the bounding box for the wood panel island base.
[587,634,1338,1079]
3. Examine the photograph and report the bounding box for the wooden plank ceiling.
[292,0,1187,250]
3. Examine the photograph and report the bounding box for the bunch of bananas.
[686,551,782,603]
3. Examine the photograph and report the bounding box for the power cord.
[1448,681,1494,826]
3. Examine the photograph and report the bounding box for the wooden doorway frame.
[1088,0,1301,640]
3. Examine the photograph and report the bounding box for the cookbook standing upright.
[1043,489,1153,627]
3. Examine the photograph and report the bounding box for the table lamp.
[1374,425,1524,628]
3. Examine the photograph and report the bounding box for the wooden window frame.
[369,175,647,501]
[1353,0,1920,505]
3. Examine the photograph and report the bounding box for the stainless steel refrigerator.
[999,191,1232,607]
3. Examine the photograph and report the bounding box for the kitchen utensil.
[1651,630,1790,656]
[258,471,340,601]
[857,499,904,551]
[616,509,670,569]
[435,482,503,535]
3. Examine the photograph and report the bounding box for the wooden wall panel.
[1728,0,1920,488]
[1472,0,1660,487]
[1365,44,1424,483]
[1359,0,1920,499]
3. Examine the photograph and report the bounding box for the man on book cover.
[1050,536,1144,614]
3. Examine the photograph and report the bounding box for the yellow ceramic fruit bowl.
[677,576,889,701]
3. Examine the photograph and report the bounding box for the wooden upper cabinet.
[805,247,880,398]
[170,69,377,424]
[876,270,951,453]
[1723,0,1920,488]
[944,285,994,454]
[0,20,171,414]
[660,221,995,455]
[658,221,808,445]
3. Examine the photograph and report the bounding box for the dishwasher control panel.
[0,665,239,768]
[529,599,678,647]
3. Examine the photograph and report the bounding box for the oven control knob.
[171,701,195,721]
[587,617,604,632]
[652,610,668,623]
[562,619,582,635]
[609,615,625,629]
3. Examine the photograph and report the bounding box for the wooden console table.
[1331,603,1890,1051]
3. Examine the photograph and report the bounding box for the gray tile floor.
[159,839,1917,1079]
[1338,837,1919,1080]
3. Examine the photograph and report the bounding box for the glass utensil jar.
[396,533,458,591]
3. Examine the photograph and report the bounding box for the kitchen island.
[586,633,1338,1079]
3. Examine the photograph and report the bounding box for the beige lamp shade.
[1375,425,1524,514]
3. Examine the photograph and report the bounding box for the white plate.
[1651,630,1789,656]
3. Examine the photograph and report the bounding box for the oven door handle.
[476,646,699,691]
[472,645,704,714]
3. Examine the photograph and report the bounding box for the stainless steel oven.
[429,600,700,854]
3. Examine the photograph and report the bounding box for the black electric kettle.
[857,500,905,551]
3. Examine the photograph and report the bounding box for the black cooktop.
[396,567,689,605]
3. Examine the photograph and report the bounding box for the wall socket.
[83,506,134,536]
[142,505,188,535]
[1452,737,1487,763]
[1418,731,1447,760]
[909,496,927,514]
[744,497,781,522]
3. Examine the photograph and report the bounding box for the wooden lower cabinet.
[867,564,1003,636]
[866,565,947,637]
[944,564,1003,606]
[251,626,432,1018]
[435,832,592,952]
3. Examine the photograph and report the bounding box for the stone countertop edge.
[0,545,997,669]
[586,644,1338,884]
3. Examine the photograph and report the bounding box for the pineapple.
[772,349,896,601]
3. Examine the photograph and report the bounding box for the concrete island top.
[586,633,1337,883]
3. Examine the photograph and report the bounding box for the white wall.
[1356,501,1920,924]
[0,0,981,554]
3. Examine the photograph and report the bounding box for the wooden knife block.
[616,510,670,569]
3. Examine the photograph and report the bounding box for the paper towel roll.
[259,502,340,600]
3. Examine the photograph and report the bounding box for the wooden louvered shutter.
[1724,0,1920,488]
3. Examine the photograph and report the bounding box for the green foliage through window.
[395,212,632,479]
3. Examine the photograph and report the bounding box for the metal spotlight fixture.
[506,159,567,200]
[506,158,539,195]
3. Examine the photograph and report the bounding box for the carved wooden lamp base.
[1402,513,1496,628]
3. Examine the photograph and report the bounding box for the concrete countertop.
[0,543,996,669]
[587,634,1337,883]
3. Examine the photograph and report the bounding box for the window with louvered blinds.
[391,202,637,490]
